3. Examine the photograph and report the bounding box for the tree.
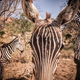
[0,0,21,28]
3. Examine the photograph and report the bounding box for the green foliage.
[6,13,34,36]
[70,38,75,44]
[6,23,10,26]
[0,31,5,38]
[64,34,72,40]
[63,32,75,50]
[63,44,75,50]
[20,13,26,20]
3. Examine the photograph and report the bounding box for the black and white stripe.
[21,0,80,79]
[0,35,23,80]
[0,35,23,63]
[73,7,80,60]
[30,22,62,80]
[74,7,80,27]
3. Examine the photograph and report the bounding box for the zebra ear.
[13,36,16,39]
[22,0,42,23]
[56,0,80,26]
[18,34,21,38]
[18,34,21,42]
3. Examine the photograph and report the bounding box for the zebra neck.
[8,42,17,54]
[33,57,59,80]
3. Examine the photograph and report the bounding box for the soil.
[55,50,76,80]
[0,27,77,80]
[2,49,76,80]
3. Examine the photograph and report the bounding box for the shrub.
[65,34,72,40]
[7,19,34,36]
[0,31,5,38]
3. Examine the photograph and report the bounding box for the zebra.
[22,0,80,80]
[74,7,80,27]
[0,34,23,80]
[30,20,62,80]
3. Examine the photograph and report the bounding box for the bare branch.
[0,0,21,27]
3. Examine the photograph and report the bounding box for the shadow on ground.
[6,77,28,80]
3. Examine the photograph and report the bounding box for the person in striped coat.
[0,35,23,80]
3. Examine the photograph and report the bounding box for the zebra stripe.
[0,35,23,80]
[74,7,80,27]
[30,23,62,80]
[74,7,80,60]
[0,36,23,63]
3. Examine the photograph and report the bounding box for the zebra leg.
[0,68,2,80]
[75,64,80,80]
[0,63,4,80]
[0,62,2,80]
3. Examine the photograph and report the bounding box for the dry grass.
[0,20,77,80]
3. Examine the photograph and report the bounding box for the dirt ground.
[55,50,76,80]
[0,30,77,80]
[2,49,76,80]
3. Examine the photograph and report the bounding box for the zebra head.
[22,0,80,80]
[22,0,80,28]
[15,34,24,53]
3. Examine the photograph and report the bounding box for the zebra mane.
[10,36,19,43]
[1,36,19,48]
[1,44,8,48]
[46,12,51,20]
